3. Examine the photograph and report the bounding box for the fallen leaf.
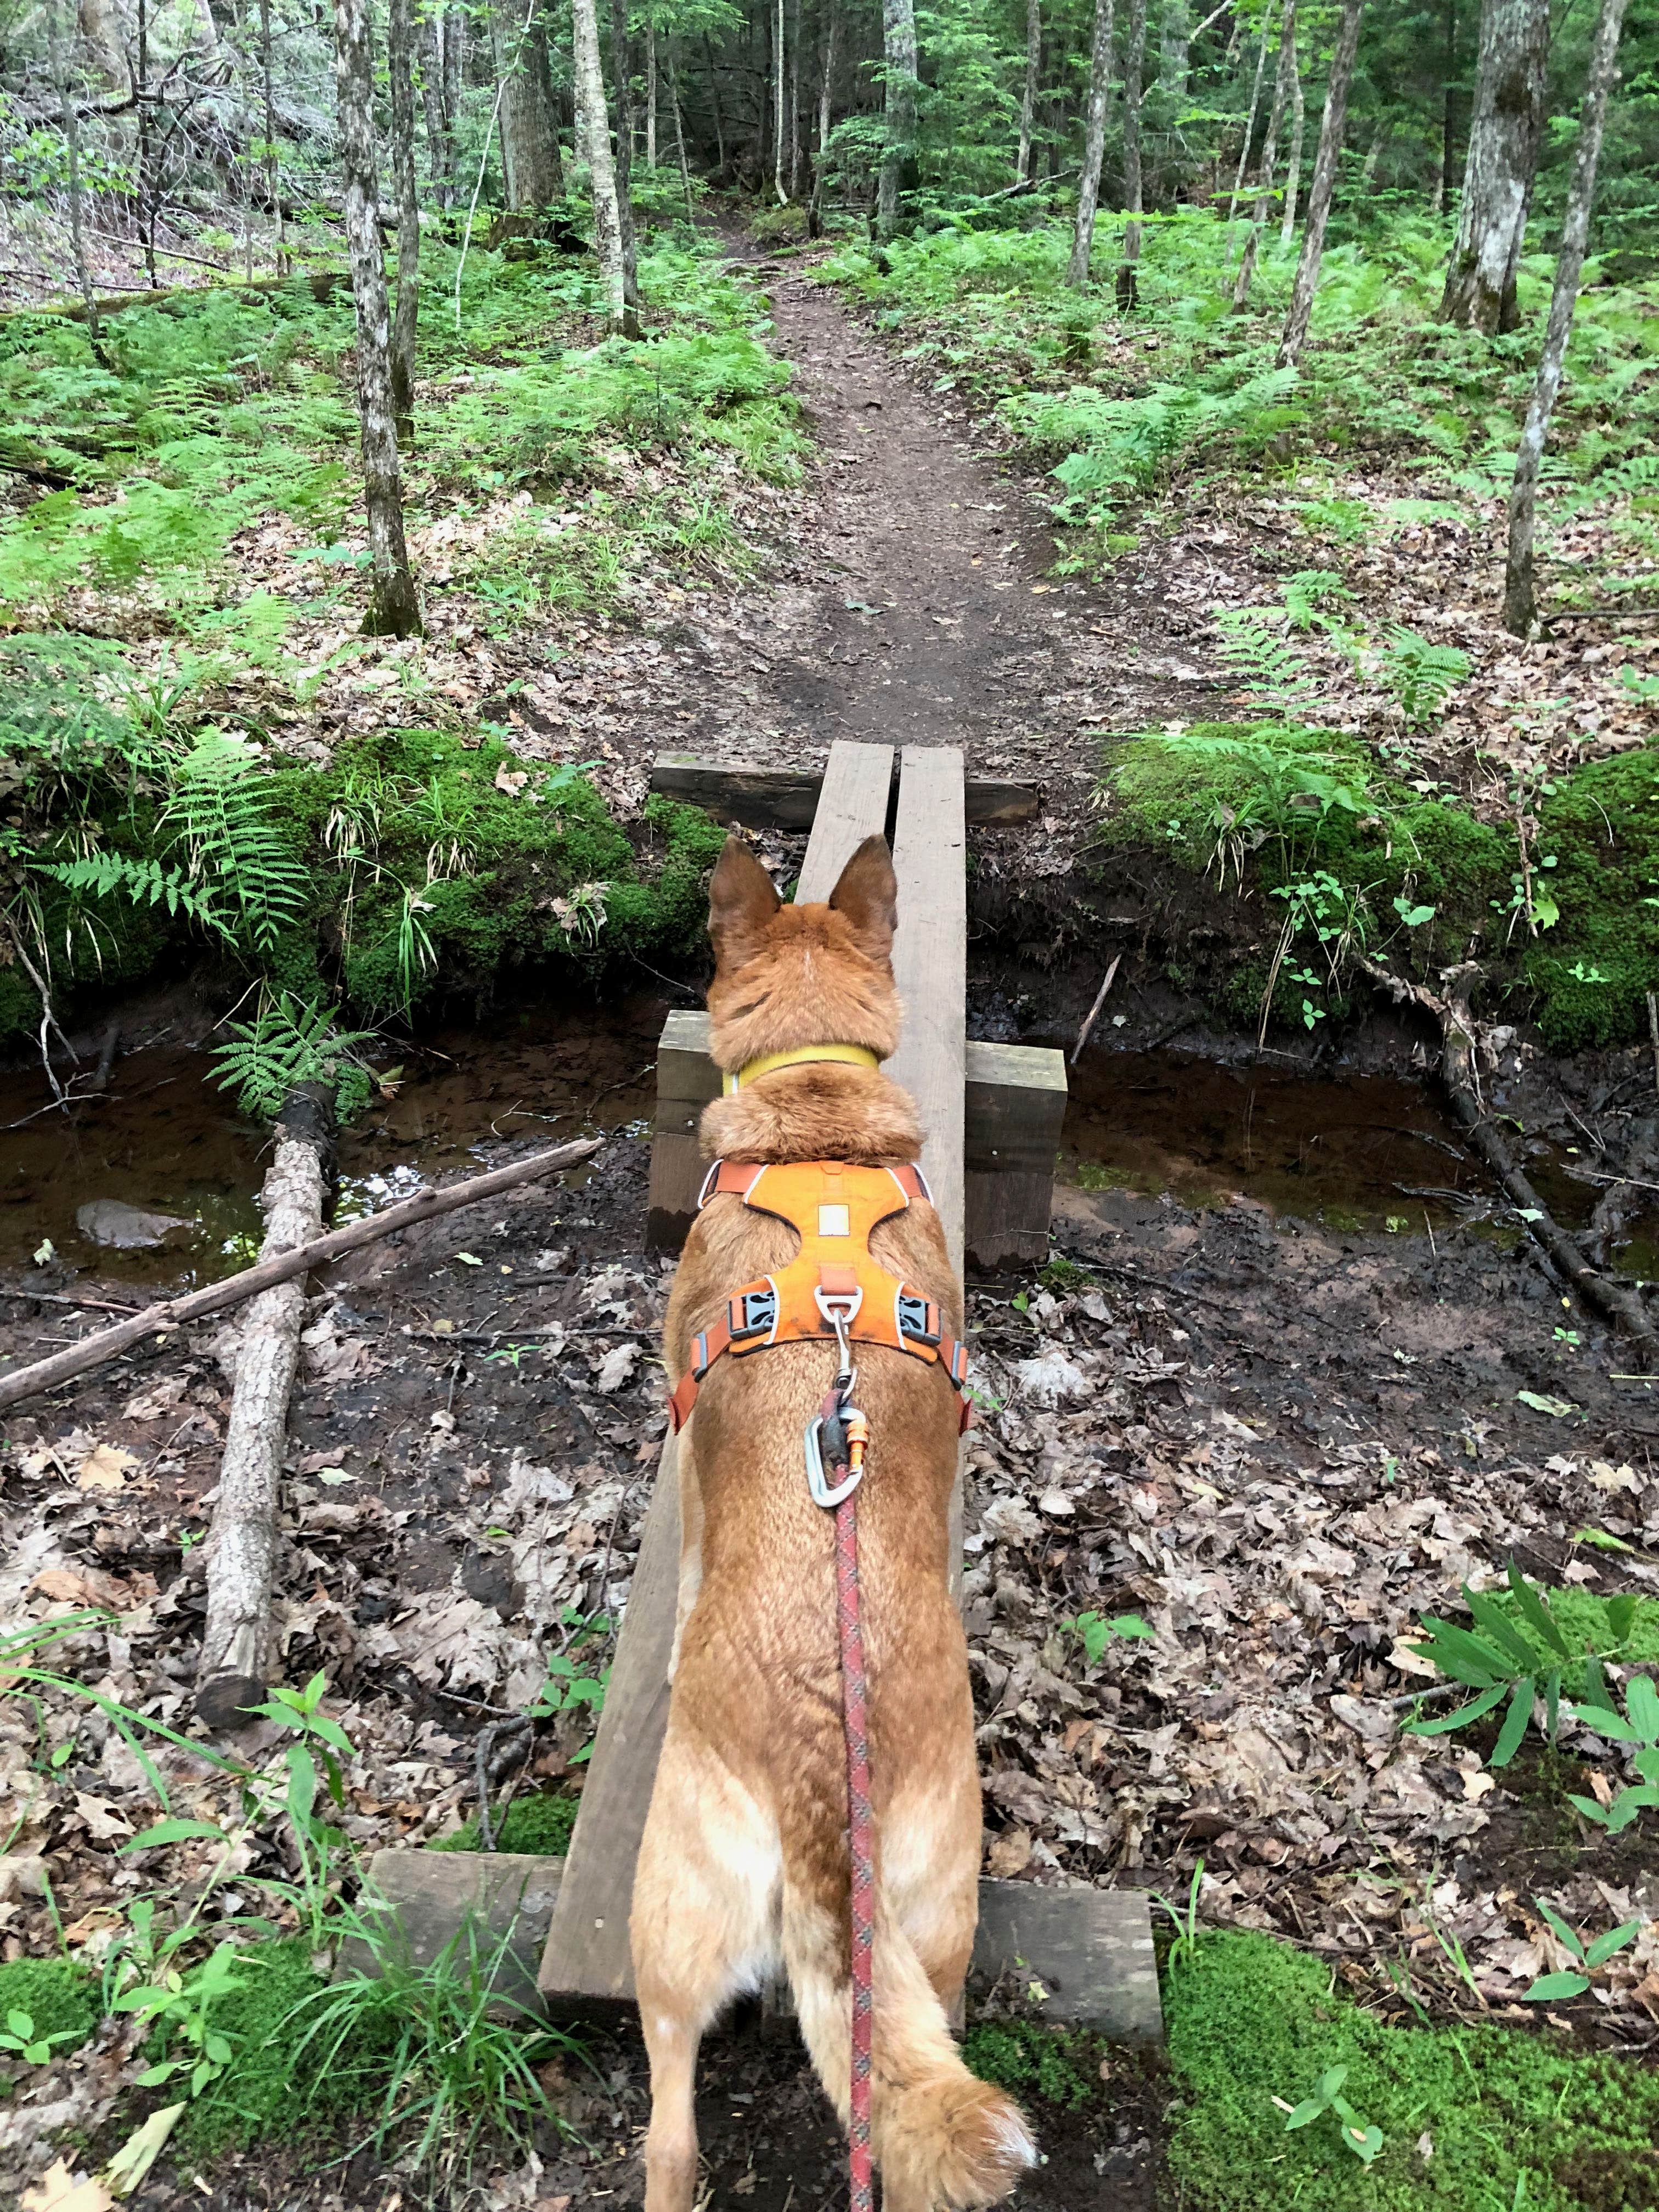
[986,1825,1033,1878]
[595,1342,640,1393]
[1516,1391,1578,1418]
[454,1252,483,1267]
[1588,1460,1641,1494]
[21,2163,112,2212]
[76,1443,138,1493]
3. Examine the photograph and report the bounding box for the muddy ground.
[4,231,1659,2210]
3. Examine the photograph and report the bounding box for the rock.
[75,1199,191,1249]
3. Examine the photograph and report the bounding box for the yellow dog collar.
[724,1043,881,1095]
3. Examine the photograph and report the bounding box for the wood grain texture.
[651,753,1039,830]
[887,747,967,1276]
[970,1884,1163,2045]
[793,739,895,902]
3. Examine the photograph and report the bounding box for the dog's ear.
[708,834,781,970]
[827,834,898,964]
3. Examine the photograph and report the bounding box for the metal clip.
[805,1402,865,1509]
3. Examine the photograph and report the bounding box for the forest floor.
[4,215,1659,2211]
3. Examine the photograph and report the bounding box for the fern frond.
[162,731,309,955]
[210,991,379,1122]
[1214,610,1318,713]
[1376,628,1471,729]
[42,851,227,934]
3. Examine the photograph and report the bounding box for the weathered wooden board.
[887,748,966,1273]
[651,753,1039,830]
[540,742,896,2006]
[371,1846,1163,2046]
[648,1019,1064,1263]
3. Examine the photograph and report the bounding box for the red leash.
[809,1352,875,2212]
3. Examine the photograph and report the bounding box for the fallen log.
[0,1133,602,1414]
[196,1090,335,1730]
[1358,955,1653,1350]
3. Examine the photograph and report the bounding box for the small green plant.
[1374,627,1470,728]
[1521,1898,1643,2002]
[1562,1670,1659,1833]
[1152,1858,1206,1972]
[115,1940,250,2098]
[0,2008,84,2066]
[210,991,379,1122]
[1063,1609,1154,1664]
[1277,2063,1383,2165]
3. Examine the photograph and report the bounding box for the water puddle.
[1059,1049,1659,1277]
[0,995,667,1289]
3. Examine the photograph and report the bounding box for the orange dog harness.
[666,1158,973,1435]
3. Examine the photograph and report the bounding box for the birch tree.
[808,1,838,234]
[388,0,421,437]
[1278,27,1305,242]
[774,0,787,200]
[1234,0,1296,307]
[611,0,640,308]
[332,0,422,637]
[1277,0,1363,369]
[1116,0,1149,307]
[877,0,919,239]
[1503,0,1630,633]
[1017,0,1041,184]
[574,0,636,332]
[1441,0,1550,334]
[1068,0,1115,286]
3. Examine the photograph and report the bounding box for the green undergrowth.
[1165,1929,1659,2210]
[1096,721,1659,1046]
[427,1788,578,1857]
[962,2016,1109,2109]
[0,1957,100,2067]
[1485,1587,1659,1675]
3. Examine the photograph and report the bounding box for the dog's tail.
[782,1872,1035,2209]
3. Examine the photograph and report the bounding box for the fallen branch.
[196,1090,334,1730]
[1071,954,1122,1065]
[1357,956,1652,1350]
[0,1133,602,1414]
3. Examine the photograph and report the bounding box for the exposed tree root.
[1357,955,1654,1355]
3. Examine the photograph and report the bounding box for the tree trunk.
[1503,0,1628,635]
[610,0,640,306]
[1017,0,1041,184]
[1440,0,1549,334]
[1278,27,1304,242]
[1276,0,1362,368]
[388,0,421,437]
[705,35,726,176]
[332,0,422,637]
[137,0,157,286]
[877,0,919,239]
[1437,0,1460,213]
[1227,13,1272,225]
[443,8,465,187]
[808,1,837,234]
[1068,0,1115,286]
[773,0,787,199]
[258,0,282,268]
[48,0,106,360]
[493,0,564,210]
[1117,0,1149,303]
[788,0,802,195]
[575,0,635,332]
[195,1093,334,1731]
[646,16,658,168]
[1233,0,1294,306]
[669,38,695,218]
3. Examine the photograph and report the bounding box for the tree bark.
[574,0,635,332]
[773,0,787,199]
[332,0,422,637]
[258,0,282,268]
[808,0,837,234]
[877,0,918,239]
[646,15,658,168]
[195,1092,334,1730]
[1278,25,1304,241]
[443,8,465,189]
[1116,0,1149,303]
[493,0,564,210]
[1440,0,1549,334]
[1226,11,1272,225]
[705,34,726,176]
[669,37,695,218]
[1503,0,1628,635]
[1233,0,1294,306]
[1068,0,1115,285]
[1276,0,1362,369]
[388,0,421,438]
[137,0,157,287]
[610,0,640,307]
[48,0,106,360]
[0,1137,602,1415]
[788,0,802,195]
[1017,0,1041,184]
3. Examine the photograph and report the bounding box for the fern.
[210,993,379,1123]
[161,731,309,955]
[1214,610,1319,715]
[1375,628,1471,729]
[1280,571,1355,633]
[42,851,225,933]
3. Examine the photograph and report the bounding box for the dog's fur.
[629,835,1035,2212]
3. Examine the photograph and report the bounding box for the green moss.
[962,2017,1106,2110]
[1487,1588,1659,1672]
[0,1959,99,2059]
[428,1787,578,1857]
[1530,752,1659,1052]
[1165,1929,1659,2210]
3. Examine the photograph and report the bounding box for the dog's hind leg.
[631,1725,781,2212]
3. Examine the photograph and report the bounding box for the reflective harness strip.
[665,1158,973,1435]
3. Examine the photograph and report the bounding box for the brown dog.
[630,835,1034,2211]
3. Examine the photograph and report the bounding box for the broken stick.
[0,1133,602,1414]
[196,1089,335,1730]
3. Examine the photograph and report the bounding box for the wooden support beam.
[648,1023,1064,1267]
[541,741,895,2008]
[887,747,966,1276]
[651,753,1039,831]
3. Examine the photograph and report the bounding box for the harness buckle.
[729,1285,778,1340]
[896,1292,940,1346]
